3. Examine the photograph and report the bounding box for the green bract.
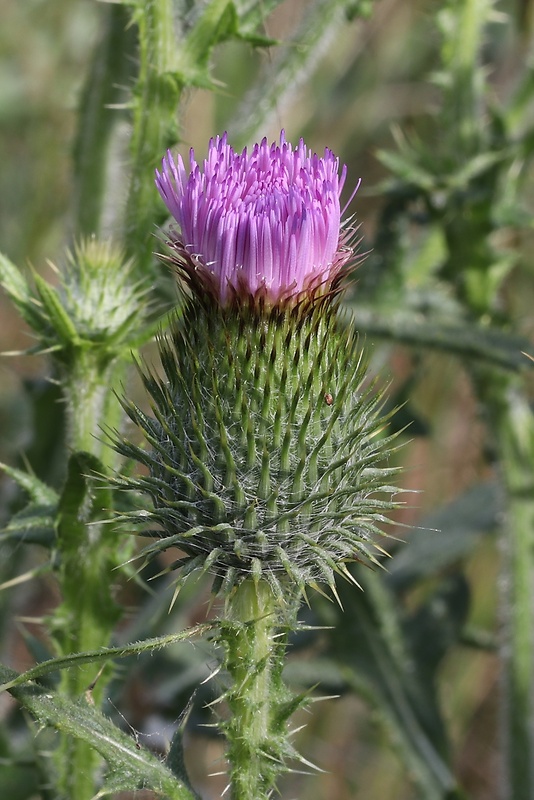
[115,293,401,601]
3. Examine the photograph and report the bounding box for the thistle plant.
[114,132,401,798]
[0,237,149,798]
[5,3,534,799]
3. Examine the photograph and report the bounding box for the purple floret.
[156,131,358,305]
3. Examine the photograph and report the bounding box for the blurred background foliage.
[1,0,534,798]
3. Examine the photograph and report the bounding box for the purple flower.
[156,131,357,305]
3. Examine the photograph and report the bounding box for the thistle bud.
[116,132,400,603]
[59,239,144,345]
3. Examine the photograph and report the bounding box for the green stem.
[124,0,182,274]
[53,353,125,800]
[490,381,534,799]
[229,0,353,148]
[55,525,119,800]
[64,353,110,457]
[73,3,134,237]
[443,0,490,155]
[222,579,295,800]
[350,306,533,373]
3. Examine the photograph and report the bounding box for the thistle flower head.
[156,131,356,305]
[114,133,399,603]
[115,303,401,602]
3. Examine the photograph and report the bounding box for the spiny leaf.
[0,462,58,506]
[0,252,44,332]
[314,569,461,799]
[32,272,80,346]
[0,625,214,693]
[0,463,58,547]
[352,306,534,372]
[176,0,276,89]
[165,694,201,797]
[387,481,501,590]
[0,502,56,547]
[0,665,196,800]
[229,0,366,146]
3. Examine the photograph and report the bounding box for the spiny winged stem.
[57,351,125,667]
[44,240,143,799]
[221,580,298,800]
[53,353,124,800]
[441,0,490,155]
[73,2,134,237]
[64,351,120,464]
[125,0,181,272]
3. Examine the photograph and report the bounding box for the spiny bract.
[114,294,401,601]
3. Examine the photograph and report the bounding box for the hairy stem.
[64,353,123,468]
[73,3,134,237]
[124,0,181,274]
[53,354,125,800]
[222,579,296,800]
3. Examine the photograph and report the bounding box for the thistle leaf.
[0,665,197,800]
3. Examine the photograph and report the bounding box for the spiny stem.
[222,579,296,800]
[64,354,110,460]
[72,2,134,237]
[124,0,181,274]
[53,354,125,800]
[442,0,490,155]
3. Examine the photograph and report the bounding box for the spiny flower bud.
[59,239,145,344]
[19,238,147,370]
[116,132,400,602]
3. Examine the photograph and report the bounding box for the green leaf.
[0,462,58,506]
[447,149,508,188]
[177,0,275,88]
[388,481,501,590]
[0,463,58,547]
[20,378,66,487]
[0,625,214,693]
[404,575,470,683]
[0,665,197,800]
[352,307,534,372]
[0,253,32,305]
[165,694,200,797]
[375,148,436,191]
[32,272,79,347]
[235,0,281,45]
[0,502,56,547]
[314,569,463,800]
[228,0,359,146]
[59,451,105,540]
[0,253,43,332]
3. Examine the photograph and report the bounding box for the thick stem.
[54,519,120,800]
[222,579,295,800]
[53,353,125,800]
[443,0,490,156]
[64,352,111,458]
[72,3,134,237]
[124,0,181,274]
[64,351,127,471]
[491,382,534,800]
